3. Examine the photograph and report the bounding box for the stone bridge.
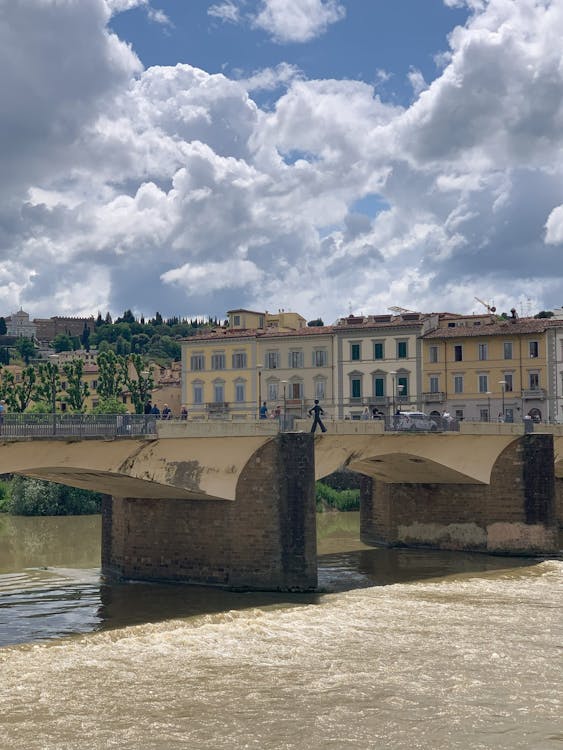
[0,420,561,591]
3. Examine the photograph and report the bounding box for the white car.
[394,411,438,431]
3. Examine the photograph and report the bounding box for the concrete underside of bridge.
[359,434,559,556]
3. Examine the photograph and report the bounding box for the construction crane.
[474,297,496,314]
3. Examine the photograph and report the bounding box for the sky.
[2,0,563,324]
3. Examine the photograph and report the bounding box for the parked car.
[394,411,438,431]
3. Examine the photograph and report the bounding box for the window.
[529,341,539,358]
[455,409,464,421]
[232,352,247,369]
[268,382,279,401]
[504,342,513,360]
[313,349,327,367]
[478,374,488,393]
[351,378,361,399]
[504,373,513,392]
[91,380,98,390]
[290,381,303,399]
[397,341,408,359]
[351,343,361,361]
[315,380,326,399]
[193,384,203,404]
[454,375,464,394]
[454,345,463,362]
[529,373,540,389]
[429,376,439,393]
[480,409,489,422]
[429,346,438,363]
[289,350,304,368]
[213,383,224,403]
[374,377,385,397]
[233,315,241,326]
[211,353,225,370]
[505,408,514,423]
[374,342,384,360]
[235,383,245,402]
[397,376,408,397]
[266,351,279,369]
[191,354,205,371]
[478,343,488,361]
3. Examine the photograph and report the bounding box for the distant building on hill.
[33,316,95,343]
[6,309,37,338]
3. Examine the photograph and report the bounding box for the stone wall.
[360,434,558,556]
[102,433,317,591]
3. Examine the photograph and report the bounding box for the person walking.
[259,401,268,419]
[308,399,327,434]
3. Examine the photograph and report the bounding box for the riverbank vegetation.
[315,481,360,512]
[0,477,102,516]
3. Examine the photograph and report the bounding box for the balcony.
[206,402,229,415]
[522,388,546,400]
[422,391,446,403]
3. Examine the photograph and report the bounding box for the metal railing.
[383,415,460,433]
[0,413,158,438]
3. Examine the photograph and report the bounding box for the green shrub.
[6,476,103,516]
[0,479,10,512]
[315,481,360,512]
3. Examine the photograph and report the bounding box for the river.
[0,513,561,749]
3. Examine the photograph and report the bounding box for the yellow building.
[181,310,333,420]
[421,314,553,422]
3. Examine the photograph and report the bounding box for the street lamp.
[486,391,491,422]
[281,380,288,431]
[397,383,405,406]
[390,371,397,415]
[257,363,263,420]
[498,380,506,421]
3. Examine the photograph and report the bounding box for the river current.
[0,513,561,750]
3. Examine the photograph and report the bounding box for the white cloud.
[2,0,563,323]
[208,1,241,24]
[252,0,346,43]
[545,205,563,245]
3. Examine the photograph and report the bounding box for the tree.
[34,361,61,412]
[0,365,36,412]
[307,318,324,327]
[97,351,125,400]
[80,323,91,352]
[0,348,10,365]
[0,317,7,335]
[535,310,554,319]
[92,396,127,414]
[121,354,154,413]
[52,333,75,353]
[116,309,136,325]
[61,360,89,412]
[15,337,37,365]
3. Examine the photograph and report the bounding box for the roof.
[421,317,557,340]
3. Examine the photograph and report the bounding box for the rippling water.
[0,513,561,749]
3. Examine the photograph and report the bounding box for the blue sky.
[110,1,469,105]
[2,0,563,322]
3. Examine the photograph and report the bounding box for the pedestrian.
[0,400,5,432]
[272,405,281,419]
[144,401,152,415]
[259,401,268,419]
[162,403,172,419]
[361,406,370,420]
[180,405,188,420]
[151,403,161,418]
[308,399,327,434]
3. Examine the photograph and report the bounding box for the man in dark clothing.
[308,399,327,433]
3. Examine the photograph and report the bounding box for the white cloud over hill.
[1,0,563,321]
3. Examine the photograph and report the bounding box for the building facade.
[421,314,554,422]
[6,309,36,339]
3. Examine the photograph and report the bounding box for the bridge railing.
[383,415,460,433]
[0,413,157,438]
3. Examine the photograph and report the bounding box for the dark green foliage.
[307,318,324,327]
[315,481,360,512]
[535,310,554,318]
[320,470,362,492]
[0,347,9,365]
[0,317,7,336]
[15,337,37,364]
[81,323,91,351]
[5,476,103,516]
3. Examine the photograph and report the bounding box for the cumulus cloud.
[252,0,346,43]
[2,0,563,323]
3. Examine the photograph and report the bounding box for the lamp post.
[397,383,405,406]
[390,371,397,416]
[281,380,288,431]
[486,391,491,422]
[498,380,506,421]
[257,363,263,420]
